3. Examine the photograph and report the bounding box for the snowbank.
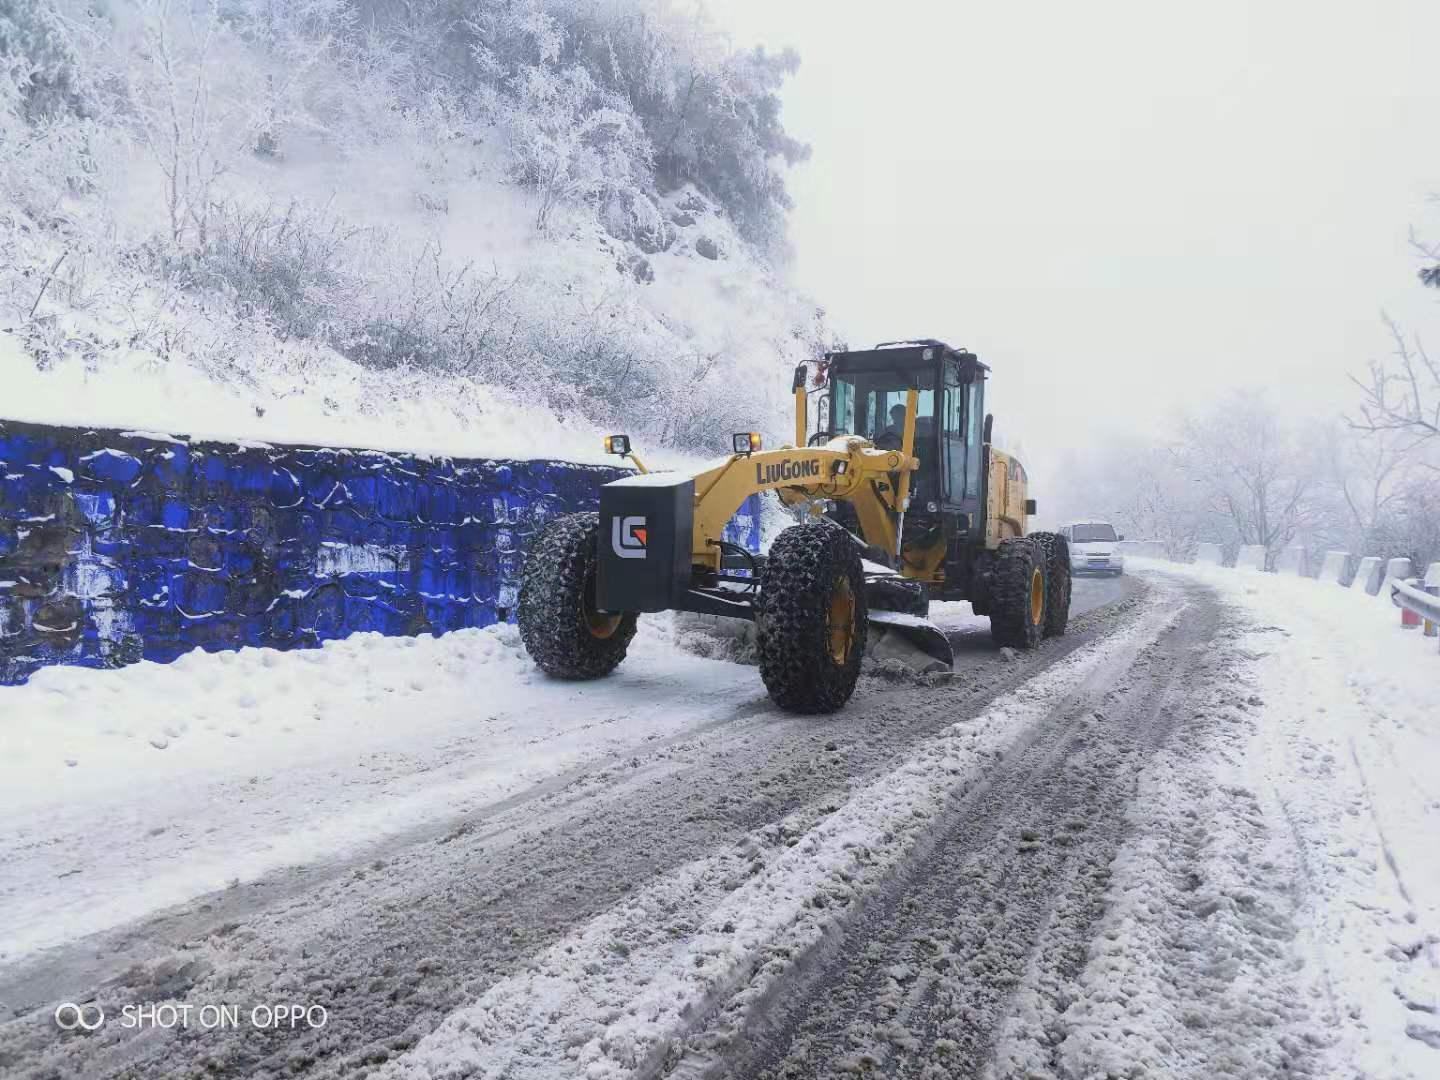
[1119,559,1440,1077]
[0,328,616,467]
[0,617,762,962]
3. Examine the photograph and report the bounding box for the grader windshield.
[824,343,987,510]
[830,373,936,450]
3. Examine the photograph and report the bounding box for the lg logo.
[611,515,648,559]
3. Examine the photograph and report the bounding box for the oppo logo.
[611,516,648,559]
[54,1003,105,1031]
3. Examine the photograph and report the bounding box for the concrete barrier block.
[1194,542,1223,566]
[1275,546,1306,576]
[1382,557,1414,595]
[1319,550,1350,584]
[1424,562,1440,589]
[1236,544,1266,571]
[1351,556,1383,594]
[1115,539,1165,560]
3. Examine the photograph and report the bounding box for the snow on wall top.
[0,329,620,467]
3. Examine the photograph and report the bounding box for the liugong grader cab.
[518,339,1071,713]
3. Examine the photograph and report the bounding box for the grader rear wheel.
[1028,531,1072,638]
[756,521,868,713]
[989,538,1047,650]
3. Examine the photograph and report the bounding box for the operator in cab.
[876,404,907,449]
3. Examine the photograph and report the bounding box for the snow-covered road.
[1,566,1435,1079]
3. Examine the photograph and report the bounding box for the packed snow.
[378,586,1183,1079]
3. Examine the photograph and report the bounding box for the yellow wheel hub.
[828,576,856,665]
[1029,567,1045,625]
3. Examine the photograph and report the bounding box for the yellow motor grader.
[518,339,1070,713]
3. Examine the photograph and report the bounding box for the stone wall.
[0,419,760,685]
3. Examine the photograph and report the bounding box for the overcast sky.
[706,0,1440,489]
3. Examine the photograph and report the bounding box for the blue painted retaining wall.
[0,418,761,685]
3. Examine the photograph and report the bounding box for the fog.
[707,0,1440,490]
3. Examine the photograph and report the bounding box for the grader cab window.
[829,372,935,447]
[941,371,985,506]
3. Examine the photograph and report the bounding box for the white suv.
[1062,521,1125,576]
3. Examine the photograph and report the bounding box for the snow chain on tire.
[988,537,1046,650]
[518,512,637,679]
[1028,530,1072,637]
[756,521,868,713]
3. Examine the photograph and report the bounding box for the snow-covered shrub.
[340,240,527,378]
[151,199,360,340]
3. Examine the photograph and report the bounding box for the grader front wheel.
[518,512,637,679]
[989,538,1047,650]
[756,522,868,713]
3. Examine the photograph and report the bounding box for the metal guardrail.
[1391,577,1440,643]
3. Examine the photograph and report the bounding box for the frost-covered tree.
[1351,222,1440,447]
[0,0,85,120]
[1350,316,1440,450]
[110,0,239,248]
[544,1,809,243]
[1054,398,1333,566]
[350,0,807,246]
[218,0,354,157]
[0,2,106,230]
[1172,395,1329,564]
[465,0,655,232]
[503,64,653,231]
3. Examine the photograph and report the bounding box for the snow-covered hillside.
[1,0,830,462]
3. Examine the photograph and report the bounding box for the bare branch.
[27,249,69,321]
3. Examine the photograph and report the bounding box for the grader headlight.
[732,432,762,455]
[604,435,631,456]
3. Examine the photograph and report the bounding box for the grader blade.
[865,609,955,672]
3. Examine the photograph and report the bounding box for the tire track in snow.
[676,581,1215,1080]
[371,585,1183,1079]
[1348,738,1415,910]
[987,604,1328,1080]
